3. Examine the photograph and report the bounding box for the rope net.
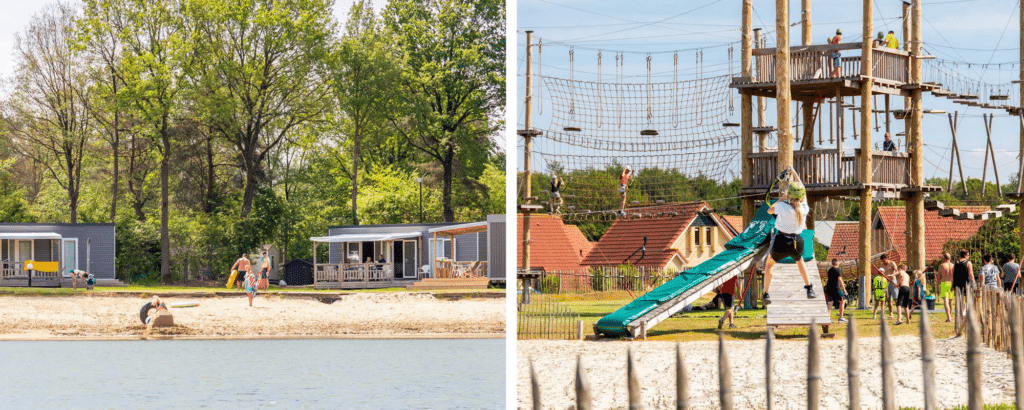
[534,74,740,220]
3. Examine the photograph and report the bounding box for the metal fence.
[526,295,1024,409]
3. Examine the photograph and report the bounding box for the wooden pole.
[920,297,937,410]
[1019,0,1024,262]
[521,31,535,304]
[719,333,733,410]
[530,358,542,410]
[677,343,691,410]
[908,0,925,272]
[628,348,645,410]
[881,318,896,410]
[903,1,912,122]
[1010,298,1024,410]
[576,354,593,410]
[801,0,814,153]
[776,0,793,171]
[858,0,874,310]
[807,320,820,410]
[967,297,984,410]
[847,315,861,409]
[765,326,774,410]
[741,0,755,226]
[755,29,768,152]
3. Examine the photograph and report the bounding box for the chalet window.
[706,227,713,246]
[693,228,700,247]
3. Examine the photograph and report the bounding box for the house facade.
[0,223,116,287]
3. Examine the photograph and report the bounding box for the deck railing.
[0,261,26,283]
[750,42,909,84]
[749,149,909,189]
[313,262,397,289]
[435,259,488,279]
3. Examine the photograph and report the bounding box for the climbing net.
[534,74,740,220]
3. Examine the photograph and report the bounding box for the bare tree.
[5,4,93,223]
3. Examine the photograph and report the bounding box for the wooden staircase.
[405,277,490,291]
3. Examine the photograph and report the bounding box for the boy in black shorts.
[824,259,848,323]
[895,264,913,325]
[717,277,738,330]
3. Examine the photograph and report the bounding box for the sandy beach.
[0,292,505,340]
[519,336,1016,409]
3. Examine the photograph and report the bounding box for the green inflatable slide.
[594,201,814,338]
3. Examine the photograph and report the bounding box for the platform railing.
[750,42,909,85]
[314,262,396,289]
[748,149,909,189]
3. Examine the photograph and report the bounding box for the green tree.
[188,0,334,219]
[382,0,505,222]
[334,0,398,225]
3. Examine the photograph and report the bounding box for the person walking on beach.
[981,254,1000,290]
[895,264,912,325]
[717,277,738,330]
[549,175,564,214]
[618,166,634,217]
[762,167,816,305]
[936,252,955,322]
[1003,255,1020,293]
[824,259,848,323]
[829,29,842,78]
[230,254,252,291]
[259,251,271,291]
[876,253,899,319]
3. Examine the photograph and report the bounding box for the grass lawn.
[536,291,960,342]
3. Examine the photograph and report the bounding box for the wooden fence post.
[920,298,936,410]
[628,347,645,410]
[881,317,896,410]
[1010,297,1024,410]
[530,358,542,410]
[808,320,820,410]
[719,333,733,410]
[847,314,860,410]
[766,326,774,410]
[677,343,691,410]
[967,294,983,410]
[576,354,592,410]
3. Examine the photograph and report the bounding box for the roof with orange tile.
[562,224,595,260]
[875,206,989,264]
[720,215,743,236]
[581,202,712,269]
[825,222,860,263]
[516,214,586,272]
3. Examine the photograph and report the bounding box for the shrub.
[540,275,561,294]
[590,268,609,292]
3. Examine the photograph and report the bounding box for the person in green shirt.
[871,267,892,320]
[885,30,899,49]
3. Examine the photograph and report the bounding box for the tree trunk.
[110,68,119,223]
[442,142,454,222]
[160,119,171,284]
[351,124,360,226]
[205,133,215,213]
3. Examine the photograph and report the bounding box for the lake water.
[0,338,504,409]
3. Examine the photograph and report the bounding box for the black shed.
[283,259,313,286]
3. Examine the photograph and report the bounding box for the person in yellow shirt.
[885,30,899,49]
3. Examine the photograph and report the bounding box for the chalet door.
[403,241,417,279]
[16,240,32,264]
[62,239,78,276]
[392,243,404,279]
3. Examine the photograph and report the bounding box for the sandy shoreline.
[519,336,1017,410]
[0,292,505,340]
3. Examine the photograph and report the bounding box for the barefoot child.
[935,252,954,322]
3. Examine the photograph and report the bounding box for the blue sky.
[516,0,1024,183]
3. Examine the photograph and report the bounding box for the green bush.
[540,275,561,294]
[590,268,609,291]
[618,263,644,291]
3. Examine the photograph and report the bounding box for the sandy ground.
[519,336,1017,410]
[0,293,504,339]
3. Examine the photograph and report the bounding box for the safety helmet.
[877,32,884,39]
[836,29,842,35]
[787,181,806,200]
[624,165,632,172]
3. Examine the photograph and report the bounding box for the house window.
[345,243,360,263]
[705,227,713,246]
[693,228,700,247]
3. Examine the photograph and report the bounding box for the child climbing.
[618,166,634,217]
[762,166,816,305]
[549,175,564,214]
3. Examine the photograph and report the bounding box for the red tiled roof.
[581,203,708,269]
[825,222,860,263]
[876,206,988,264]
[563,224,595,260]
[721,215,743,236]
[517,214,586,272]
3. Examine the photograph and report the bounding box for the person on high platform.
[885,30,899,49]
[829,29,842,78]
[883,132,897,152]
[762,166,816,305]
[549,175,564,214]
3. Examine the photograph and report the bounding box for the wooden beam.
[859,0,874,308]
[742,0,755,226]
[776,0,793,172]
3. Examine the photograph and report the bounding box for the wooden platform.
[766,260,832,330]
[405,277,490,291]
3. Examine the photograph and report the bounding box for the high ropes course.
[532,50,742,221]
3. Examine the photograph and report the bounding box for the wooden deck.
[0,261,63,287]
[313,262,411,289]
[739,149,941,199]
[405,277,490,291]
[766,259,832,330]
[731,43,911,100]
